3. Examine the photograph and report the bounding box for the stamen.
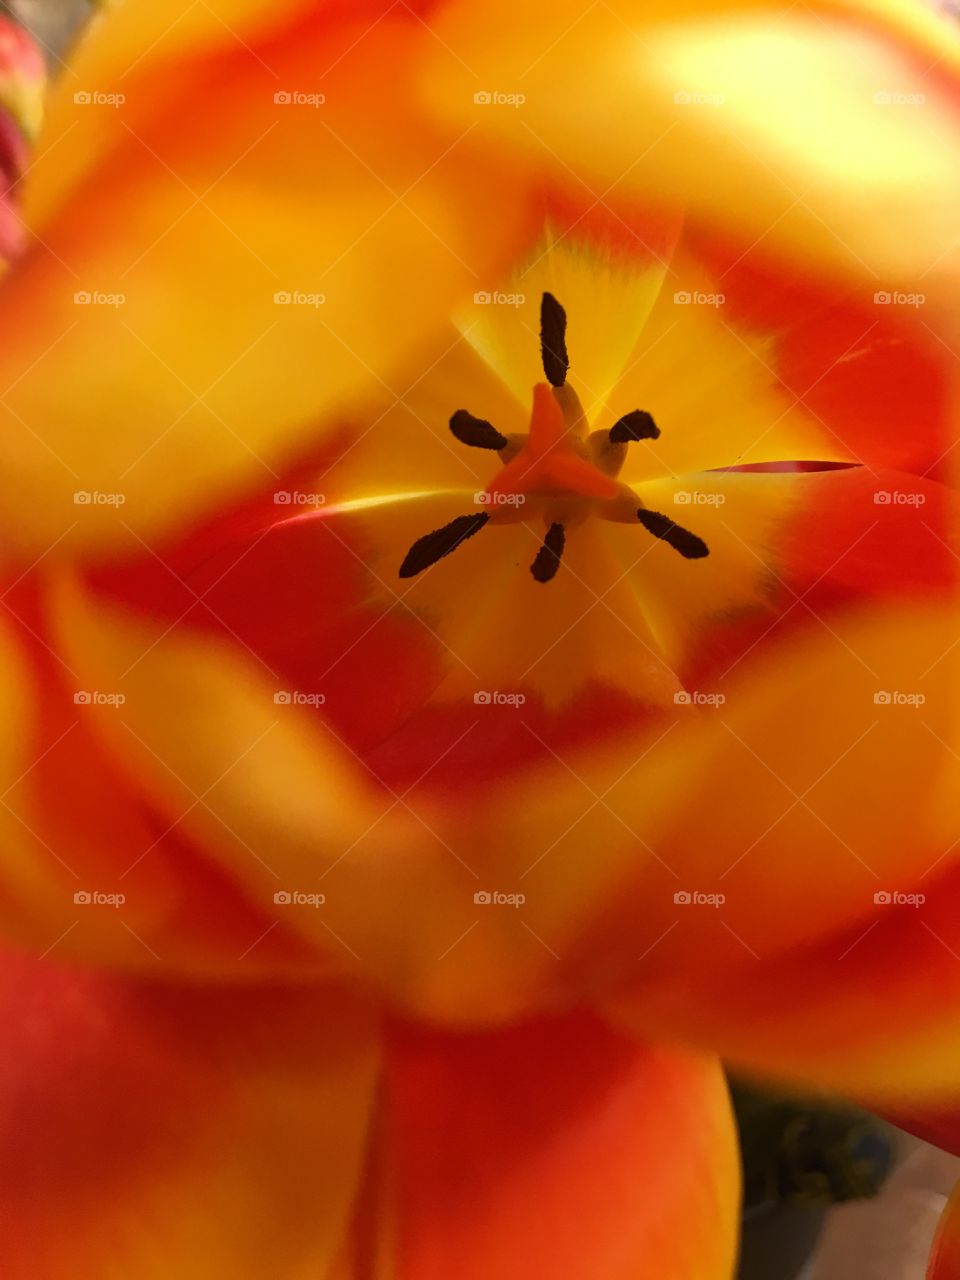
[450,409,508,451]
[636,508,709,559]
[540,292,569,388]
[530,521,565,583]
[410,295,710,585]
[609,409,660,444]
[399,513,489,578]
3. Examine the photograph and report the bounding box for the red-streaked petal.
[0,7,536,559]
[84,464,955,794]
[684,225,954,477]
[52,471,956,1021]
[595,607,960,1103]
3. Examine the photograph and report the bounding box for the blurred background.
[2,0,91,62]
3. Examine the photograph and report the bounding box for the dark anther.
[399,513,489,578]
[609,409,660,444]
[449,409,508,451]
[636,508,709,559]
[530,521,566,583]
[540,292,569,388]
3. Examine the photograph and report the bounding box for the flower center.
[399,292,709,583]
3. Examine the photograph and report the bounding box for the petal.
[420,0,960,285]
[683,226,954,476]
[68,465,956,1018]
[27,1,424,226]
[0,562,322,973]
[453,211,680,421]
[376,1015,738,1280]
[614,239,950,477]
[46,573,424,980]
[0,951,379,1279]
[435,600,960,1024]
[598,606,960,1101]
[656,465,957,688]
[0,6,536,557]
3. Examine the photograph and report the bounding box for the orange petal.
[0,950,379,1278]
[375,1015,738,1280]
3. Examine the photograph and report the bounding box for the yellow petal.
[420,0,960,284]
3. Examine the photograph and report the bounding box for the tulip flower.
[0,2,957,1278]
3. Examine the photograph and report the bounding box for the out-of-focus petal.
[0,7,535,558]
[62,463,956,1019]
[419,0,960,286]
[608,858,960,1102]
[427,598,956,1024]
[598,605,960,1101]
[0,951,379,1279]
[46,573,426,981]
[0,16,44,143]
[0,17,45,263]
[374,1015,738,1280]
[28,1,443,227]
